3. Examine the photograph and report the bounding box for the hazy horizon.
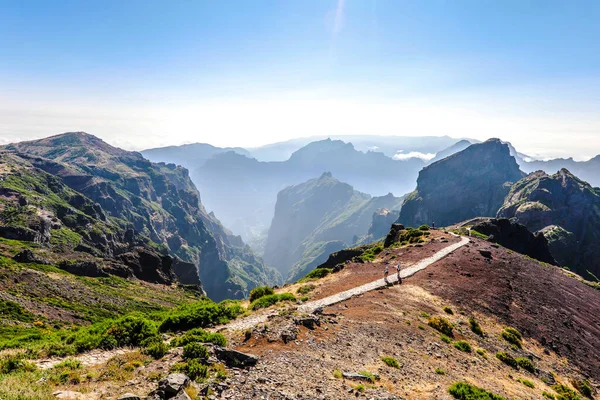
[2,1,600,160]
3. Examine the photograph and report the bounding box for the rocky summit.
[498,168,600,281]
[398,138,525,228]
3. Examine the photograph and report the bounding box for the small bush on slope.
[428,316,453,336]
[381,356,401,368]
[249,286,274,303]
[299,268,332,282]
[448,382,507,400]
[469,317,484,336]
[501,327,522,348]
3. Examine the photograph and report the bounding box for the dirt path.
[223,235,470,331]
[35,348,133,370]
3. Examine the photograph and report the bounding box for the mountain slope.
[263,173,403,281]
[498,168,600,280]
[141,143,250,169]
[4,132,279,300]
[398,138,525,227]
[520,155,600,188]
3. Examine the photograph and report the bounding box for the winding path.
[224,235,470,331]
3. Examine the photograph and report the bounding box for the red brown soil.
[410,237,600,380]
[312,231,459,300]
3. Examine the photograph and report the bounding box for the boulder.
[58,260,109,278]
[214,347,258,368]
[342,372,380,382]
[149,373,191,400]
[12,249,50,264]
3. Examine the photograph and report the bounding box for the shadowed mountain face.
[398,139,525,228]
[263,173,403,282]
[189,139,423,242]
[4,132,279,301]
[498,168,600,280]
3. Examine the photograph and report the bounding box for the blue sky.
[1,0,599,158]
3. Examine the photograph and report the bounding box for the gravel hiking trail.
[223,235,470,332]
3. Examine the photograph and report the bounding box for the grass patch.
[428,316,453,336]
[552,384,583,400]
[476,349,488,359]
[448,382,507,400]
[469,230,489,240]
[440,334,452,344]
[469,317,484,336]
[381,356,400,369]
[435,368,445,375]
[296,284,316,295]
[443,306,454,315]
[333,369,342,379]
[355,384,365,392]
[159,299,243,332]
[517,378,535,388]
[299,268,331,283]
[496,352,518,369]
[359,245,384,262]
[170,328,227,347]
[571,379,593,398]
[501,327,522,348]
[358,370,377,383]
[249,293,296,311]
[453,341,472,353]
[515,357,536,373]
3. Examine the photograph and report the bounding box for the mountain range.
[2,132,279,301]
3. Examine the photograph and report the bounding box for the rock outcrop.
[498,169,600,280]
[398,139,524,228]
[468,218,556,265]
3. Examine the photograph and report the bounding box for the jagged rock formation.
[398,139,524,228]
[520,155,600,187]
[263,173,403,282]
[498,169,600,280]
[2,132,279,300]
[467,218,556,264]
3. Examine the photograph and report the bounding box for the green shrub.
[571,379,593,398]
[501,327,522,348]
[470,230,489,239]
[517,378,535,388]
[355,384,365,392]
[170,328,227,347]
[144,341,169,359]
[496,352,518,369]
[542,391,555,399]
[428,316,453,336]
[443,306,454,315]
[159,300,243,332]
[435,368,445,375]
[469,318,484,336]
[381,356,400,369]
[300,268,332,282]
[448,382,507,400]
[515,357,536,373]
[552,384,583,400]
[101,315,158,348]
[358,370,377,383]
[476,349,488,359]
[249,286,274,303]
[333,369,342,378]
[183,342,209,361]
[359,245,384,262]
[183,359,209,381]
[53,358,81,370]
[418,225,430,231]
[297,284,316,295]
[0,299,35,323]
[440,334,452,344]
[0,356,36,374]
[420,311,430,318]
[249,293,296,311]
[453,341,472,353]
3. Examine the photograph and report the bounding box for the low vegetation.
[381,356,400,369]
[359,245,384,262]
[571,379,593,398]
[517,378,535,388]
[299,268,331,282]
[448,382,507,400]
[552,383,584,400]
[443,306,454,314]
[501,327,522,348]
[469,317,484,336]
[249,286,275,303]
[453,341,472,353]
[296,284,316,295]
[469,230,489,240]
[516,357,536,373]
[496,352,518,369]
[358,370,377,383]
[428,316,453,336]
[435,368,445,375]
[249,293,296,311]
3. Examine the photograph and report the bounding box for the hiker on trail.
[432,221,435,230]
[396,264,402,284]
[384,264,389,282]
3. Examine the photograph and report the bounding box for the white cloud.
[393,151,436,161]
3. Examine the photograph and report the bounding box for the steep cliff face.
[497,169,600,280]
[398,139,524,227]
[263,173,403,282]
[4,132,278,300]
